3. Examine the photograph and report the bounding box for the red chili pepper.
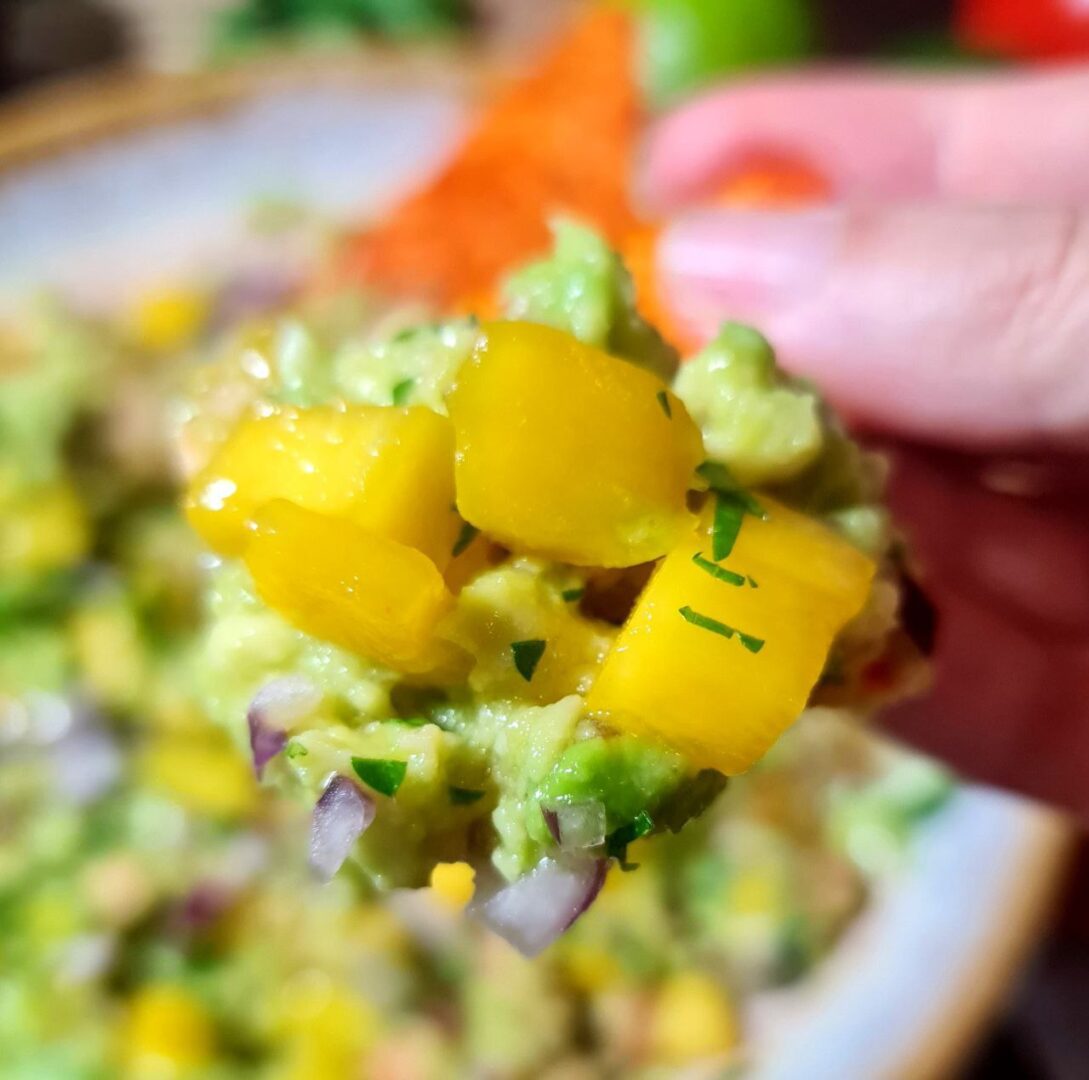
[956,0,1089,60]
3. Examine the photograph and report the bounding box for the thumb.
[658,204,1089,448]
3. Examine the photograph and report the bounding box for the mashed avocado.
[181,224,911,943]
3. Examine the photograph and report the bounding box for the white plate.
[0,75,1072,1080]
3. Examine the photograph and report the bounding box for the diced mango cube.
[650,972,739,1064]
[123,984,215,1071]
[447,321,703,567]
[275,976,379,1080]
[1,481,88,575]
[71,599,148,712]
[243,500,455,674]
[186,404,459,567]
[140,732,258,820]
[587,497,873,774]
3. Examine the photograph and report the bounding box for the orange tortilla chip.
[338,10,641,309]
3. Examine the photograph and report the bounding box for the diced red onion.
[247,676,320,777]
[58,934,115,985]
[210,271,301,333]
[469,855,607,957]
[541,799,607,850]
[309,776,375,883]
[171,882,235,934]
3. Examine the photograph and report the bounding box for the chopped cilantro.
[606,810,655,870]
[452,521,479,558]
[351,757,407,797]
[449,786,485,805]
[285,741,309,760]
[692,552,747,587]
[696,464,767,561]
[712,494,745,560]
[678,606,765,654]
[392,327,417,343]
[391,377,415,405]
[656,389,672,419]
[511,639,547,682]
[560,586,585,603]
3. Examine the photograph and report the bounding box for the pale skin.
[644,67,1089,820]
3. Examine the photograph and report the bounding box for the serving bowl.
[0,60,1072,1079]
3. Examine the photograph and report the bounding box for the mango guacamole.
[179,223,921,947]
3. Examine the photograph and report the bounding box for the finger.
[658,203,1089,446]
[879,446,1089,821]
[642,67,1089,207]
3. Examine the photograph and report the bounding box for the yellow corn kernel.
[123,984,214,1073]
[447,321,703,567]
[139,733,257,820]
[429,861,476,910]
[186,404,459,566]
[0,482,88,575]
[650,971,740,1064]
[243,500,456,674]
[587,497,873,774]
[128,286,210,353]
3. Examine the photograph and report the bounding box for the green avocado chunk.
[529,734,691,848]
[502,219,679,382]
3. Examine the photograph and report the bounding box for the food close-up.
[2,2,1088,1078]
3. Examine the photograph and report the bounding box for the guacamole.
[180,223,921,949]
[0,259,948,1078]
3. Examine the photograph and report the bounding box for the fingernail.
[658,207,844,332]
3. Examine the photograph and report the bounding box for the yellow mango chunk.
[447,321,703,567]
[650,972,740,1064]
[243,500,455,674]
[123,984,215,1071]
[186,404,459,567]
[587,497,873,774]
[275,977,379,1080]
[1,482,88,575]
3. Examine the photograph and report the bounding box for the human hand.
[643,68,1089,819]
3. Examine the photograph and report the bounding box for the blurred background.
[2,2,1089,1078]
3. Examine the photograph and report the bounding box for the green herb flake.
[656,389,672,419]
[449,786,486,806]
[511,639,547,682]
[392,327,417,344]
[391,377,415,405]
[678,606,765,654]
[606,810,655,870]
[698,462,767,518]
[712,493,745,561]
[692,552,747,587]
[351,757,407,797]
[560,586,585,603]
[285,741,309,760]
[748,576,759,589]
[451,521,479,558]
